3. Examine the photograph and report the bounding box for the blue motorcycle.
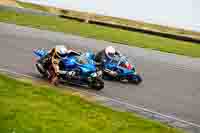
[33,49,104,90]
[86,51,142,84]
[101,55,142,84]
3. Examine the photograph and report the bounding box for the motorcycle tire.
[89,78,104,90]
[35,63,46,76]
[131,74,142,85]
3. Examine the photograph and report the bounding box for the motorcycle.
[32,48,104,90]
[101,55,142,84]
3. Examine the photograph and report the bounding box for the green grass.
[0,74,183,133]
[1,10,200,57]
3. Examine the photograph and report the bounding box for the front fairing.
[62,53,102,81]
[105,62,137,77]
[105,63,116,70]
[62,56,97,74]
[117,66,137,76]
[80,64,96,74]
[62,57,77,69]
[105,55,138,74]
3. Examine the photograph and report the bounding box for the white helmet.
[55,45,68,57]
[105,46,116,59]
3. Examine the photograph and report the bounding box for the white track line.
[0,68,200,128]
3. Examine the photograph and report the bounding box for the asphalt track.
[1,22,200,126]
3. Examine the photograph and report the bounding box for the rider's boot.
[50,76,59,86]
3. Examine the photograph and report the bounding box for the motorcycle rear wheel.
[35,63,47,77]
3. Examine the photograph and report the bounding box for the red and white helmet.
[105,46,116,59]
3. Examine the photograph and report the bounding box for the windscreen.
[76,54,89,64]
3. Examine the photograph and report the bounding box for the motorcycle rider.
[94,46,121,77]
[37,45,77,85]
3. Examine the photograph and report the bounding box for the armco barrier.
[59,15,85,22]
[60,14,200,44]
[89,20,200,43]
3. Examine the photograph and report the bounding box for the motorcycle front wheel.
[88,78,104,90]
[131,74,143,85]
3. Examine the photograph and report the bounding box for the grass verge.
[0,9,200,57]
[0,73,183,133]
